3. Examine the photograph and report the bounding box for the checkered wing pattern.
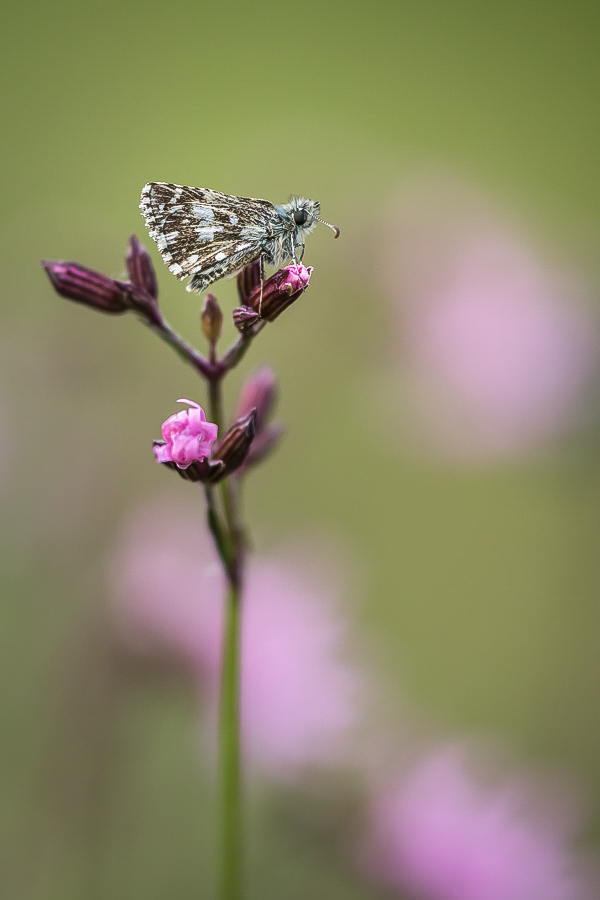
[140,183,276,293]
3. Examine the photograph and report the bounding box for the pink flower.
[279,263,312,294]
[364,747,595,900]
[109,496,362,776]
[376,181,600,459]
[230,557,359,773]
[243,264,313,322]
[153,399,218,469]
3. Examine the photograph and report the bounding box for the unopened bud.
[201,293,223,345]
[237,260,262,305]
[236,367,277,432]
[247,264,313,322]
[233,305,260,332]
[42,260,129,314]
[243,423,284,470]
[213,409,256,476]
[126,234,158,300]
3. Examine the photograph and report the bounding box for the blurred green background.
[3,1,600,897]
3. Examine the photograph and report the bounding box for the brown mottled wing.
[139,183,275,292]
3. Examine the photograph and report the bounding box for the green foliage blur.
[2,1,600,897]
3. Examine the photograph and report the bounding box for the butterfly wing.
[139,183,277,292]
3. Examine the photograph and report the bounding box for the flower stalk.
[42,237,312,900]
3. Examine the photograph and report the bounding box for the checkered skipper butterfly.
[139,183,339,294]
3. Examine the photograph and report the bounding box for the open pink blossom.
[153,399,218,469]
[364,746,595,900]
[109,496,362,776]
[376,181,600,459]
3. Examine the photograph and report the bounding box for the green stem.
[219,578,242,900]
[207,374,243,899]
[204,486,235,579]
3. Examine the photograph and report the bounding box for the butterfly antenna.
[312,215,340,239]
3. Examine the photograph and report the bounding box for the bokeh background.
[3,1,600,897]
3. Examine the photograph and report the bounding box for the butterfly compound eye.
[293,209,309,226]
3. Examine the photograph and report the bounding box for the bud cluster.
[42,235,161,326]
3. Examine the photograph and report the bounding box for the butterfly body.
[140,183,321,294]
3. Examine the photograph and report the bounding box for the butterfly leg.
[258,255,265,316]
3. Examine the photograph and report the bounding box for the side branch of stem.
[144,313,267,383]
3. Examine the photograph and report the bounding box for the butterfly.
[139,183,339,294]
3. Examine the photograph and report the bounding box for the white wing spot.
[157,235,168,251]
[166,231,179,243]
[229,214,239,225]
[170,262,183,276]
[192,203,215,221]
[195,227,215,242]
[215,252,226,261]
[187,253,199,265]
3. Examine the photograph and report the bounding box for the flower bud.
[243,423,285,469]
[247,264,313,322]
[236,367,277,432]
[212,409,256,476]
[233,305,260,332]
[126,234,158,300]
[201,293,223,345]
[237,260,262,305]
[42,260,129,314]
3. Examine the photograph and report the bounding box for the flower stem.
[204,486,235,580]
[208,377,237,544]
[207,373,243,899]
[146,316,214,379]
[218,320,267,372]
[219,577,242,900]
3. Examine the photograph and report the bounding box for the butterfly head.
[279,197,340,242]
[283,197,320,238]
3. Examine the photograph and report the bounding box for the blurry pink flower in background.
[109,497,223,668]
[109,495,362,775]
[364,746,594,900]
[376,180,600,459]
